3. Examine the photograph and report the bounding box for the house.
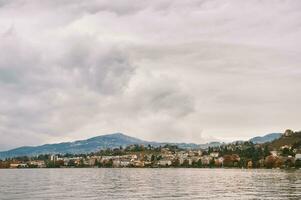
[215,157,224,167]
[133,160,144,167]
[163,153,175,160]
[178,158,185,165]
[188,151,196,157]
[88,158,96,166]
[144,161,152,166]
[188,158,193,165]
[29,160,46,168]
[50,155,58,162]
[113,160,121,167]
[270,151,279,157]
[281,145,291,150]
[74,159,82,166]
[131,154,138,160]
[120,160,131,167]
[10,163,20,168]
[295,154,301,160]
[161,148,171,154]
[201,156,211,165]
[63,158,70,166]
[284,129,294,137]
[158,160,172,166]
[231,154,240,161]
[10,163,27,168]
[101,156,115,163]
[210,152,219,158]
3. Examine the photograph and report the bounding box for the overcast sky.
[0,0,300,150]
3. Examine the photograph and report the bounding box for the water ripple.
[0,168,300,200]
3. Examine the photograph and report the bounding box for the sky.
[0,0,301,150]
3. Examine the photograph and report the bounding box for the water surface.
[0,168,300,200]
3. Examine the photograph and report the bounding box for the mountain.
[249,133,282,144]
[0,133,148,159]
[0,133,212,159]
[1,132,283,159]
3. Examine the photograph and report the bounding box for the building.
[120,160,131,167]
[88,158,96,166]
[133,160,144,167]
[178,158,185,165]
[158,160,172,166]
[284,129,294,137]
[50,155,58,162]
[10,163,27,168]
[210,152,219,158]
[131,154,138,160]
[113,160,121,167]
[281,145,291,150]
[270,151,279,157]
[201,156,211,165]
[215,157,224,167]
[295,154,301,160]
[29,160,46,168]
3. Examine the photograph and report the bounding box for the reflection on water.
[0,168,300,200]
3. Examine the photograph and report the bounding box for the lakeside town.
[1,130,301,169]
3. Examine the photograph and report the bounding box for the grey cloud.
[57,35,135,94]
[0,0,301,150]
[131,77,195,118]
[0,32,135,149]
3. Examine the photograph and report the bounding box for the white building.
[120,160,131,167]
[30,160,46,168]
[295,154,301,160]
[158,160,172,166]
[210,152,219,158]
[10,163,27,168]
[270,151,279,157]
[113,160,121,167]
[50,155,58,162]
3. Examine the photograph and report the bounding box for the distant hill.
[1,131,288,159]
[249,133,282,144]
[0,133,220,159]
[199,142,224,149]
[0,133,148,159]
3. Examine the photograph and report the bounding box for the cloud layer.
[0,0,301,150]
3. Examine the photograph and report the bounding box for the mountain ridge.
[0,133,203,159]
[0,132,282,159]
[249,133,282,144]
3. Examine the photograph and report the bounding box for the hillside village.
[1,129,301,169]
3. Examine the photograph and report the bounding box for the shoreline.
[1,167,300,170]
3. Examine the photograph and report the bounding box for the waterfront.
[0,168,300,200]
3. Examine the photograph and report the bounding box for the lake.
[0,168,300,199]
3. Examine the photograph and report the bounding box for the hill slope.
[269,131,301,150]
